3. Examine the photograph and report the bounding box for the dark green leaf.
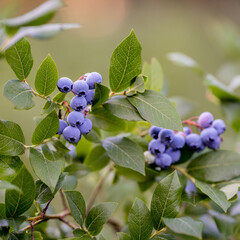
[53,139,70,154]
[35,179,54,204]
[64,163,90,178]
[0,204,6,219]
[0,120,25,156]
[86,202,118,236]
[42,100,58,115]
[4,79,35,110]
[92,83,110,109]
[35,54,58,96]
[5,38,33,80]
[73,228,92,239]
[117,233,132,240]
[8,232,27,240]
[102,136,145,175]
[181,192,207,207]
[128,90,182,131]
[31,110,59,144]
[53,92,66,102]
[128,198,153,240]
[151,171,182,230]
[109,30,142,92]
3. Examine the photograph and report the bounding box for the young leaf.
[102,136,145,175]
[103,96,144,121]
[128,198,153,240]
[0,120,25,156]
[187,150,240,183]
[128,90,182,131]
[35,54,58,96]
[109,30,142,92]
[162,217,203,240]
[4,79,35,110]
[5,38,33,80]
[117,233,132,240]
[30,147,63,193]
[92,83,110,109]
[31,110,59,144]
[195,180,230,212]
[64,190,86,227]
[151,171,182,230]
[85,202,118,236]
[128,76,146,94]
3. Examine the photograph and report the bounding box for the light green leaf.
[53,92,66,102]
[0,120,25,156]
[62,175,78,191]
[35,54,58,96]
[0,180,21,191]
[73,228,93,239]
[117,233,132,240]
[4,79,35,110]
[109,30,142,92]
[220,183,240,200]
[92,83,110,109]
[102,136,145,175]
[129,76,145,94]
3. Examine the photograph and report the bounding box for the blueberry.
[212,119,226,135]
[197,142,205,152]
[198,112,214,128]
[183,127,191,135]
[170,134,185,149]
[70,96,87,111]
[63,126,81,143]
[78,118,92,135]
[82,73,90,81]
[200,128,218,146]
[159,129,175,144]
[155,154,172,169]
[185,180,197,194]
[85,90,95,105]
[57,77,73,93]
[57,119,68,134]
[67,111,84,127]
[86,72,102,89]
[149,126,162,139]
[207,137,221,150]
[148,139,166,155]
[186,133,202,150]
[165,148,181,163]
[72,80,89,96]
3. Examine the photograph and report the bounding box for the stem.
[41,197,54,216]
[60,189,69,210]
[172,165,195,183]
[24,138,52,149]
[30,222,34,240]
[107,218,123,232]
[182,120,203,130]
[151,227,167,238]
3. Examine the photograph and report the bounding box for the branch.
[107,218,123,232]
[60,189,69,210]
[171,165,195,183]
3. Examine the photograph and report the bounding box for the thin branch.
[107,218,123,232]
[172,165,195,183]
[59,217,78,229]
[60,189,69,210]
[30,222,34,240]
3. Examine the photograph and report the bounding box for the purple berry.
[78,118,92,135]
[72,80,89,96]
[165,148,181,163]
[197,142,205,152]
[148,139,166,155]
[70,96,87,111]
[208,137,221,150]
[86,72,102,89]
[186,133,202,150]
[149,126,162,139]
[57,77,73,93]
[155,154,172,169]
[170,134,185,149]
[85,90,95,105]
[159,129,175,144]
[183,127,191,135]
[198,112,214,128]
[63,126,81,143]
[185,180,196,194]
[200,128,218,146]
[57,119,68,134]
[67,111,84,127]
[212,119,226,135]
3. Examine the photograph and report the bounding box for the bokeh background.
[1,0,240,238]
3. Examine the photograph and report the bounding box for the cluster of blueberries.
[147,112,226,169]
[56,72,102,143]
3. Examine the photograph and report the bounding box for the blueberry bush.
[1,1,240,240]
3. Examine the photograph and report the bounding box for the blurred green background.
[1,0,240,238]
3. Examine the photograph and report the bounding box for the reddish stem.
[30,222,34,240]
[182,120,204,130]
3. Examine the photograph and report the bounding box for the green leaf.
[4,79,35,110]
[53,139,70,154]
[86,202,117,236]
[31,110,59,144]
[0,180,21,191]
[30,147,63,192]
[187,150,240,183]
[163,217,203,239]
[73,228,93,239]
[103,96,144,121]
[117,233,132,240]
[5,162,36,218]
[151,171,182,230]
[84,145,110,172]
[35,54,58,96]
[181,191,207,207]
[128,90,182,131]
[0,120,25,156]
[0,203,6,219]
[62,175,78,191]
[151,234,176,240]
[195,180,230,212]
[64,163,90,178]
[128,198,153,240]
[64,190,86,227]
[8,232,27,240]
[109,30,142,92]
[88,107,127,132]
[27,231,43,240]
[84,128,101,143]
[5,38,33,80]
[128,76,145,94]
[35,179,54,204]
[53,92,66,102]
[99,235,107,240]
[92,83,110,109]
[42,100,58,115]
[102,136,145,175]
[220,182,240,200]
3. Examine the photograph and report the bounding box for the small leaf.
[31,110,59,144]
[64,190,86,227]
[117,233,132,240]
[102,136,145,175]
[35,180,54,204]
[84,128,101,143]
[109,30,142,92]
[5,38,33,80]
[0,120,25,156]
[4,79,35,110]
[128,90,182,131]
[0,180,21,191]
[163,217,203,239]
[92,83,110,109]
[86,202,118,236]
[151,171,182,230]
[128,198,153,240]
[53,139,70,154]
[53,92,66,102]
[129,76,145,94]
[220,182,240,200]
[42,100,58,115]
[35,54,58,96]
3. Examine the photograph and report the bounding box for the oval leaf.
[92,83,110,109]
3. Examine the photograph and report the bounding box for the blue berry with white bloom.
[86,72,102,89]
[212,119,226,135]
[79,118,92,135]
[70,96,87,111]
[207,137,221,150]
[200,128,218,146]
[148,139,166,155]
[149,126,162,139]
[170,134,185,149]
[186,133,202,150]
[57,77,73,93]
[63,126,81,143]
[183,127,191,135]
[159,129,175,144]
[67,111,84,127]
[72,80,89,96]
[198,112,214,128]
[85,90,95,105]
[185,180,197,194]
[155,154,172,169]
[165,148,181,163]
[57,119,68,134]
